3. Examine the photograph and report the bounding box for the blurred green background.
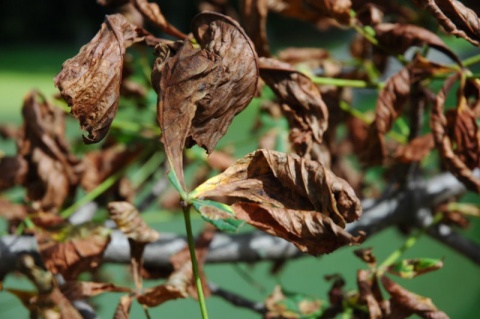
[1,1,480,318]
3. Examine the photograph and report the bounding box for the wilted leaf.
[353,248,377,267]
[108,201,160,243]
[61,281,131,300]
[388,258,444,279]
[364,67,411,165]
[259,57,328,159]
[10,255,83,319]
[153,12,258,189]
[0,155,28,191]
[131,0,188,39]
[241,0,270,56]
[374,23,462,65]
[413,0,480,46]
[395,133,435,163]
[137,227,214,307]
[0,198,28,230]
[278,47,330,70]
[36,224,111,280]
[381,276,449,319]
[265,285,324,319]
[113,294,134,319]
[54,14,149,143]
[191,149,363,255]
[431,73,480,192]
[19,91,82,213]
[357,269,382,319]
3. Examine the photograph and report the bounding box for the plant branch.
[208,282,267,314]
[1,171,480,279]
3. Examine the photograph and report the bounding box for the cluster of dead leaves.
[263,248,447,319]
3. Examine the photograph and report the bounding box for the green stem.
[462,53,480,67]
[182,203,209,319]
[378,214,443,272]
[311,76,382,89]
[378,229,423,271]
[60,167,127,218]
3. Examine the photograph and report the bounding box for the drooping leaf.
[108,201,160,243]
[36,224,111,280]
[54,14,150,143]
[381,276,449,319]
[10,255,83,319]
[19,91,83,213]
[356,269,382,319]
[395,133,435,163]
[131,0,188,39]
[152,12,258,189]
[191,149,363,255]
[240,0,270,57]
[353,247,377,267]
[388,258,444,279]
[61,281,132,300]
[113,294,134,319]
[431,73,480,192]
[413,0,480,46]
[0,155,27,191]
[259,57,329,159]
[265,285,324,319]
[374,23,462,65]
[137,227,214,307]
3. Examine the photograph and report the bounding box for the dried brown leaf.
[20,91,82,213]
[131,0,188,39]
[303,0,352,25]
[374,23,462,65]
[36,224,111,280]
[61,281,131,300]
[54,14,148,143]
[413,0,480,46]
[0,155,27,191]
[259,57,328,159]
[108,201,160,243]
[192,149,363,255]
[137,227,214,307]
[381,276,449,319]
[364,67,411,165]
[278,47,330,70]
[431,73,480,192]
[241,0,270,57]
[357,269,383,319]
[12,255,83,319]
[153,12,258,188]
[0,198,28,230]
[395,133,435,163]
[113,294,134,319]
[353,247,377,267]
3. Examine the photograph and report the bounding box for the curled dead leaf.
[413,0,480,46]
[431,73,480,192]
[54,14,149,143]
[113,294,134,319]
[374,23,462,65]
[108,201,160,243]
[61,281,131,301]
[240,0,270,57]
[259,57,328,159]
[395,133,435,163]
[36,224,111,280]
[19,91,82,213]
[381,276,449,319]
[357,269,383,319]
[192,149,363,255]
[137,227,214,307]
[153,12,258,189]
[0,155,28,191]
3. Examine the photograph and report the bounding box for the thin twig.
[209,282,267,314]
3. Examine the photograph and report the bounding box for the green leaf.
[191,199,243,233]
[387,258,444,279]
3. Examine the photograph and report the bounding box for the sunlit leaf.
[387,258,444,279]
